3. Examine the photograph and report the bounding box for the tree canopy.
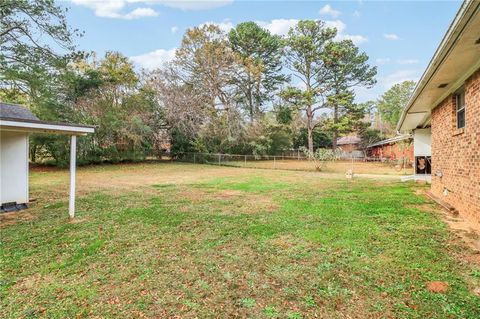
[228,22,287,121]
[377,80,416,129]
[0,0,81,97]
[1,8,382,165]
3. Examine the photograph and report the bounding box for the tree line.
[1,1,414,166]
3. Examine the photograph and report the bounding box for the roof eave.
[396,0,479,132]
[0,119,95,135]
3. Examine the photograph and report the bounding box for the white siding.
[0,131,29,205]
[414,128,432,156]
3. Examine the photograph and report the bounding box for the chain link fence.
[173,152,368,171]
[161,151,414,176]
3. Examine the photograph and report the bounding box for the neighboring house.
[336,136,363,158]
[366,135,413,163]
[0,102,94,217]
[397,0,480,223]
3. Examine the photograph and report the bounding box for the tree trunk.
[307,126,314,153]
[332,131,337,150]
[332,103,338,150]
[306,106,314,153]
[248,74,254,122]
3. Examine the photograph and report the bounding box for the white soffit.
[402,113,429,131]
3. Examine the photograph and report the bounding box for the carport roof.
[0,102,95,135]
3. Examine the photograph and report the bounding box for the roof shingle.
[0,102,39,121]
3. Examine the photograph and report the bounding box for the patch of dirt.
[415,189,427,196]
[0,211,34,228]
[214,189,243,199]
[269,235,298,249]
[216,193,279,215]
[179,188,208,202]
[442,215,480,252]
[412,196,480,252]
[426,281,448,293]
[473,287,480,297]
[15,273,53,290]
[463,252,480,265]
[68,217,89,224]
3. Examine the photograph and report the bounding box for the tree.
[358,127,383,157]
[0,0,81,95]
[31,52,165,166]
[322,40,377,149]
[300,147,337,171]
[175,24,242,138]
[377,80,416,128]
[228,22,287,121]
[282,20,336,152]
[293,127,332,150]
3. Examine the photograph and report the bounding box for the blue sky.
[64,0,462,101]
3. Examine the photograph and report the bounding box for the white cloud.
[130,48,176,70]
[383,33,400,41]
[397,59,419,65]
[325,20,367,45]
[72,0,158,19]
[376,58,391,65]
[171,26,178,33]
[256,19,299,36]
[319,4,341,18]
[324,19,346,33]
[382,69,419,88]
[200,19,234,32]
[124,7,158,19]
[256,19,367,45]
[353,10,361,17]
[340,34,368,45]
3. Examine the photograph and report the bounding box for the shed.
[0,102,94,217]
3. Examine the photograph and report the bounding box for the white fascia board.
[0,120,95,135]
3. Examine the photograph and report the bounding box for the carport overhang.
[0,118,94,135]
[0,118,95,218]
[397,0,480,132]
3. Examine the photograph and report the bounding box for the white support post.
[69,135,77,218]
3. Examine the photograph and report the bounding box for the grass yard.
[1,163,479,318]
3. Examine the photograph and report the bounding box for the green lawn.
[1,163,479,318]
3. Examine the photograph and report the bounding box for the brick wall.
[369,142,414,163]
[431,68,480,224]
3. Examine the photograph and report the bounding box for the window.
[455,89,465,129]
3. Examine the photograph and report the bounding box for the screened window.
[455,90,465,129]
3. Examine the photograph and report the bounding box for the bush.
[301,147,337,171]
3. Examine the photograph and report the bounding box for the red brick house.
[366,135,413,163]
[397,0,480,224]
